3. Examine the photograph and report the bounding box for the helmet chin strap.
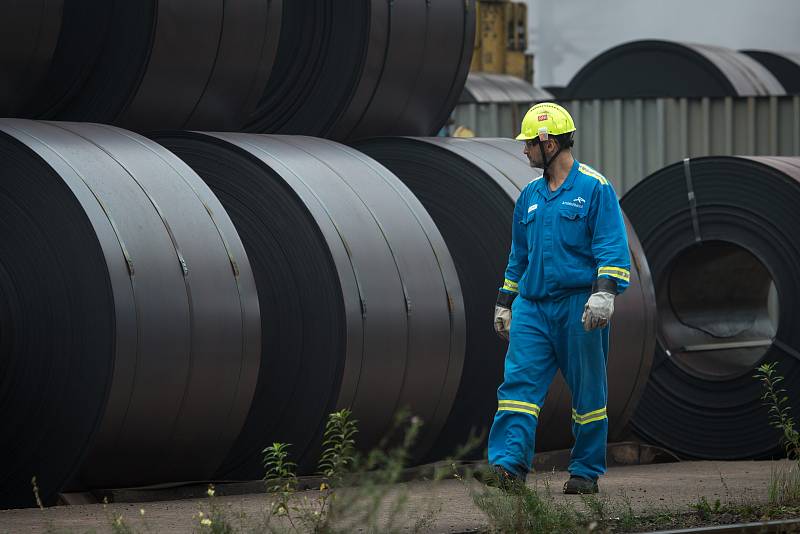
[539,139,565,181]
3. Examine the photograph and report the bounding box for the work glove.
[582,291,615,331]
[494,290,516,341]
[494,306,511,341]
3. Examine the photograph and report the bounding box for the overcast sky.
[527,0,800,87]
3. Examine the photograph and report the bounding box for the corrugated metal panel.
[451,95,800,193]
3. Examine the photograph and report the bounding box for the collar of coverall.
[535,159,580,199]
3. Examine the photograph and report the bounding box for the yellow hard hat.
[516,102,576,141]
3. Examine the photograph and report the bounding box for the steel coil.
[741,50,800,94]
[621,156,800,459]
[153,132,465,479]
[564,40,786,99]
[0,0,63,116]
[23,0,281,131]
[5,1,472,138]
[0,119,259,508]
[355,137,656,460]
[246,0,475,140]
[460,73,554,104]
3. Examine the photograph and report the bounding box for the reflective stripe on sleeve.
[502,278,519,293]
[597,266,630,282]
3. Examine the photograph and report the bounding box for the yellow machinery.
[470,0,533,82]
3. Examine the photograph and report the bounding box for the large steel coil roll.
[153,133,465,479]
[622,156,800,459]
[0,0,63,116]
[564,40,785,99]
[5,1,472,137]
[245,0,475,140]
[0,120,259,508]
[741,50,800,94]
[24,0,281,131]
[355,137,656,461]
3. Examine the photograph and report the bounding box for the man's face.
[523,138,556,168]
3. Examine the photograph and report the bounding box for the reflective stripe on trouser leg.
[488,296,557,477]
[553,291,609,480]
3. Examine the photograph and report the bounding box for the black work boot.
[476,465,526,493]
[563,475,599,494]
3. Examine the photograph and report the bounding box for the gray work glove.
[494,306,512,341]
[582,291,615,331]
[494,290,516,341]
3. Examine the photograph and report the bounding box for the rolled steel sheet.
[564,40,786,99]
[0,0,63,116]
[116,0,282,131]
[741,50,800,94]
[622,156,800,459]
[22,0,114,118]
[182,0,283,130]
[0,119,259,508]
[330,0,476,140]
[153,132,465,479]
[355,137,655,461]
[460,73,553,104]
[24,0,280,131]
[543,86,566,99]
[31,0,156,122]
[6,1,470,137]
[245,0,475,140]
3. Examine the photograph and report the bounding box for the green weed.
[756,361,800,507]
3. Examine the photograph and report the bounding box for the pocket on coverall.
[558,207,587,249]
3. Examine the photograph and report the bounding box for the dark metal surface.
[0,0,63,115]
[3,1,470,137]
[564,40,786,99]
[741,50,800,94]
[243,0,368,135]
[23,0,115,118]
[332,0,476,140]
[0,119,259,508]
[37,0,155,121]
[246,0,475,140]
[154,132,465,479]
[184,0,283,130]
[644,518,800,534]
[114,0,281,131]
[622,156,800,459]
[13,0,280,131]
[355,137,656,459]
[114,0,223,130]
[431,0,477,137]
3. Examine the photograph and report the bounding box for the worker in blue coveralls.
[488,102,631,495]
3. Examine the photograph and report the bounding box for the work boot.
[563,475,599,494]
[476,465,526,493]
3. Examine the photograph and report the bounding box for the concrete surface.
[0,460,791,533]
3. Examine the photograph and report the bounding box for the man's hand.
[494,305,512,340]
[582,291,615,331]
[494,289,516,341]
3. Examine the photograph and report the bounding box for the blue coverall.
[488,159,630,481]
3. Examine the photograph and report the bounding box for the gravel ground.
[0,460,791,533]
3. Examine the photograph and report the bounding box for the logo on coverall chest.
[561,197,586,209]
